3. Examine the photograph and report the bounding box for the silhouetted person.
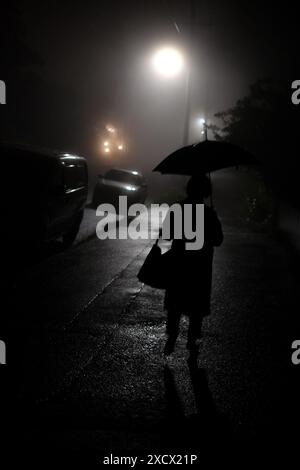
[163,175,223,359]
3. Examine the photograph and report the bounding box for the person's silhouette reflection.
[163,362,230,451]
[187,358,216,420]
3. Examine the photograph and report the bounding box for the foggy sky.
[5,0,300,172]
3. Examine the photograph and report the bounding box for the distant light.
[201,130,205,135]
[197,118,206,126]
[118,144,123,150]
[106,125,115,133]
[104,141,109,147]
[125,185,137,191]
[104,148,110,153]
[132,171,138,175]
[152,46,183,78]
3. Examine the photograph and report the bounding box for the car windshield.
[105,169,142,185]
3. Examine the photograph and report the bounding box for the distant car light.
[92,168,147,207]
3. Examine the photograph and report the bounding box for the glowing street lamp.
[106,125,115,133]
[151,46,184,78]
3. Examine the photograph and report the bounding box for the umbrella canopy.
[153,140,257,175]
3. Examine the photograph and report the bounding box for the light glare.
[152,47,183,78]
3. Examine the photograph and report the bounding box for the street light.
[106,125,115,133]
[151,46,184,78]
[197,117,207,140]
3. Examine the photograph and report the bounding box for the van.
[0,143,88,247]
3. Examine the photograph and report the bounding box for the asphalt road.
[2,216,300,466]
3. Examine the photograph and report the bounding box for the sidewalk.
[23,224,300,462]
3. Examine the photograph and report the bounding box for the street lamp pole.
[151,3,197,146]
[181,0,195,146]
[182,66,192,146]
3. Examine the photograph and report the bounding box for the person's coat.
[163,199,223,315]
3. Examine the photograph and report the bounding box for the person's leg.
[164,309,181,355]
[187,313,203,357]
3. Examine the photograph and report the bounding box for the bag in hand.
[137,239,170,289]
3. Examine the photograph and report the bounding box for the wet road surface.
[2,218,300,465]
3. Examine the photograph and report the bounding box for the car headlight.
[125,185,137,191]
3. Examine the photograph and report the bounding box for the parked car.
[0,143,88,247]
[92,168,147,207]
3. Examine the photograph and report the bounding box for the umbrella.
[153,140,257,175]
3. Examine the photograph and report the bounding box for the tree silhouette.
[210,78,300,209]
